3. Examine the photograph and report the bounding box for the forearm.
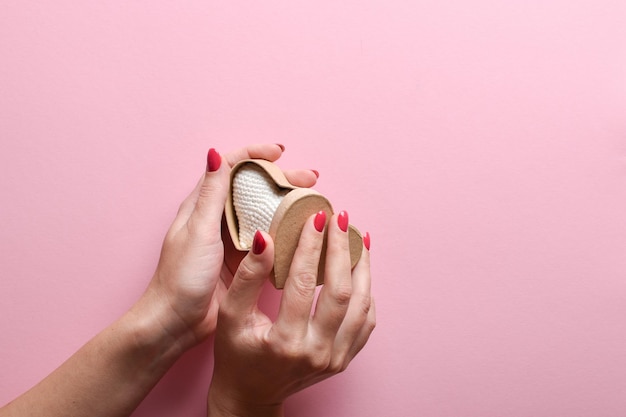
[1,290,191,417]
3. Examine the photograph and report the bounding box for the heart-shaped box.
[225,159,363,289]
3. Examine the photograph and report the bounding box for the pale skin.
[208,216,375,417]
[0,143,375,417]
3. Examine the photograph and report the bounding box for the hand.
[207,211,376,417]
[0,144,321,417]
[133,144,318,351]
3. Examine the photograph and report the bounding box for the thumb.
[223,231,275,316]
[188,148,230,236]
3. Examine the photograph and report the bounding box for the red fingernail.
[207,148,221,172]
[252,230,266,255]
[363,232,371,251]
[338,210,349,232]
[311,169,320,178]
[314,210,326,232]
[276,143,285,152]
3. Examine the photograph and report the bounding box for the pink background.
[2,1,626,416]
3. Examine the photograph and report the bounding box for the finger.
[283,169,319,188]
[345,296,376,363]
[311,211,353,340]
[333,241,372,358]
[187,148,230,237]
[274,211,326,337]
[170,175,205,230]
[224,143,285,167]
[222,231,275,317]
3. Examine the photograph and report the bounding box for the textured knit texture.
[232,164,289,249]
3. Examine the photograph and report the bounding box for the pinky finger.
[345,297,377,365]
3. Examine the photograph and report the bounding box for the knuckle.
[193,180,227,216]
[309,352,331,371]
[290,271,318,297]
[236,260,257,283]
[330,284,352,307]
[366,314,377,333]
[198,179,220,199]
[327,354,348,374]
[357,293,372,316]
[275,339,305,361]
[301,346,331,372]
[272,335,331,373]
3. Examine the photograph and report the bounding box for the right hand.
[207,211,376,417]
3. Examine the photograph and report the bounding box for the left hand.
[134,144,318,350]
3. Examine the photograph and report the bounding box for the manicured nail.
[252,230,266,255]
[363,232,371,251]
[338,210,349,232]
[276,143,285,152]
[311,169,320,178]
[207,148,221,172]
[314,210,326,232]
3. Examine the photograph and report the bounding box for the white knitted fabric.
[232,164,289,249]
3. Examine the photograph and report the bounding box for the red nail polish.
[207,148,221,172]
[311,169,320,178]
[314,210,326,232]
[363,232,371,251]
[276,143,285,152]
[252,230,266,255]
[338,210,349,232]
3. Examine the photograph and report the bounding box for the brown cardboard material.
[225,159,363,289]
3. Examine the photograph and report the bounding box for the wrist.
[0,301,192,417]
[126,286,198,362]
[207,385,284,417]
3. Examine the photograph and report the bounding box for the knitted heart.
[225,159,363,289]
[231,163,290,250]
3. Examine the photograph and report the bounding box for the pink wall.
[2,1,626,416]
